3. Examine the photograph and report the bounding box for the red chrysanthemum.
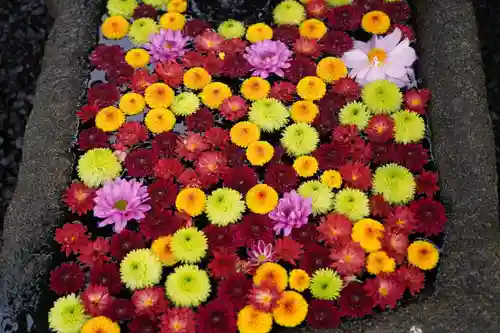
[317,213,352,245]
[294,37,322,58]
[181,51,205,68]
[76,104,99,123]
[178,168,217,189]
[63,182,96,216]
[110,230,145,261]
[132,287,167,316]
[87,82,119,107]
[338,282,374,318]
[201,52,224,76]
[217,273,252,311]
[105,298,134,321]
[395,143,429,172]
[176,132,210,161]
[77,127,109,151]
[312,106,340,136]
[329,241,365,276]
[148,179,179,212]
[183,19,211,37]
[219,96,248,121]
[79,237,111,267]
[132,3,157,19]
[332,124,359,146]
[107,62,134,85]
[129,69,158,93]
[263,163,298,195]
[320,30,353,56]
[50,263,85,295]
[221,53,251,78]
[416,171,440,197]
[269,81,296,102]
[54,223,89,256]
[365,115,394,143]
[152,132,179,158]
[155,60,184,88]
[195,30,224,52]
[160,308,196,333]
[196,151,228,177]
[81,285,112,316]
[90,44,125,71]
[89,262,122,295]
[116,122,148,147]
[154,158,184,181]
[221,143,246,166]
[382,230,408,265]
[208,249,239,279]
[248,282,281,312]
[284,55,317,83]
[273,25,300,46]
[291,223,318,246]
[396,265,426,296]
[124,148,156,177]
[128,315,158,333]
[275,236,304,266]
[205,127,230,149]
[371,142,397,165]
[186,107,214,132]
[370,194,392,218]
[313,143,348,170]
[339,162,372,190]
[327,5,363,31]
[140,209,184,240]
[332,77,360,102]
[390,23,416,43]
[221,166,257,193]
[410,198,447,236]
[235,214,275,247]
[349,139,373,164]
[404,88,431,115]
[383,1,411,22]
[196,300,237,333]
[220,38,248,55]
[385,205,417,234]
[364,273,405,309]
[204,224,243,254]
[306,0,328,18]
[270,145,286,164]
[300,243,332,274]
[306,300,341,329]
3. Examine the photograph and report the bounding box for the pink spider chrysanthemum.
[247,240,276,267]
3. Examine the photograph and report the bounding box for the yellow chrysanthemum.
[128,18,159,45]
[145,83,174,108]
[290,100,319,123]
[316,57,348,83]
[119,92,145,115]
[183,67,212,90]
[293,156,318,177]
[176,188,206,217]
[237,306,273,333]
[246,141,274,166]
[230,122,261,148]
[101,16,129,40]
[167,0,188,13]
[362,11,391,35]
[366,251,396,275]
[95,106,125,132]
[160,12,186,30]
[241,77,271,101]
[299,18,327,39]
[272,291,308,327]
[351,218,385,252]
[246,184,279,214]
[151,236,178,266]
[246,23,273,43]
[289,269,310,292]
[200,82,232,108]
[407,240,440,270]
[81,316,120,333]
[253,262,288,291]
[125,48,150,68]
[144,108,176,134]
[296,76,326,101]
[321,170,342,189]
[77,148,122,188]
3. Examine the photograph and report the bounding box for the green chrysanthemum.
[281,123,319,157]
[372,163,416,204]
[339,101,371,130]
[248,98,290,132]
[171,227,208,263]
[392,110,426,144]
[128,18,160,45]
[273,0,306,25]
[77,148,122,188]
[326,0,353,7]
[206,188,246,226]
[218,20,246,39]
[362,80,402,114]
[48,294,88,333]
[309,268,343,300]
[171,92,200,116]
[143,0,169,9]
[165,264,211,307]
[333,188,370,221]
[107,0,138,18]
[120,249,162,290]
[297,180,333,215]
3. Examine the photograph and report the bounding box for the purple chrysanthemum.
[145,29,190,63]
[243,40,292,78]
[94,178,151,233]
[268,190,312,236]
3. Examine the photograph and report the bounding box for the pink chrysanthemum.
[145,29,190,63]
[196,151,228,177]
[416,171,440,197]
[132,287,167,316]
[160,308,196,333]
[248,240,275,267]
[219,96,248,121]
[329,241,365,276]
[269,190,312,236]
[317,213,352,245]
[50,263,85,295]
[195,30,224,52]
[81,285,112,316]
[364,273,405,309]
[382,231,408,265]
[244,40,292,78]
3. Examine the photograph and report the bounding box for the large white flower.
[341,28,417,87]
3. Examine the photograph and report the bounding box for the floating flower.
[364,273,405,309]
[142,0,168,9]
[392,109,425,144]
[410,198,447,236]
[340,162,372,191]
[130,69,158,94]
[396,265,426,296]
[320,170,342,189]
[206,188,246,226]
[248,282,281,312]
[407,240,439,270]
[119,92,146,116]
[338,282,374,318]
[145,28,189,61]
[145,82,174,108]
[78,237,110,267]
[171,227,207,263]
[222,166,259,194]
[416,171,440,197]
[366,251,396,275]
[296,76,326,100]
[125,48,150,68]
[268,190,312,235]
[372,163,415,204]
[248,98,290,132]
[145,108,176,133]
[297,180,333,215]
[77,148,122,188]
[362,10,391,34]
[241,77,271,100]
[284,55,316,82]
[110,230,145,261]
[218,19,246,39]
[246,23,273,43]
[183,67,212,90]
[171,92,200,116]
[270,81,296,101]
[197,300,237,333]
[165,265,211,307]
[246,184,279,214]
[129,18,160,45]
[49,294,88,333]
[151,236,178,266]
[246,141,275,166]
[63,182,96,216]
[107,0,137,17]
[293,156,318,177]
[120,249,162,290]
[90,262,122,295]
[281,123,319,157]
[175,188,206,217]
[50,263,85,295]
[186,107,214,132]
[404,88,431,114]
[128,315,157,333]
[316,56,347,83]
[244,40,292,78]
[299,243,331,273]
[306,300,341,329]
[155,60,184,87]
[327,5,362,31]
[167,0,187,12]
[339,101,371,130]
[200,82,232,109]
[275,236,304,265]
[361,79,402,114]
[82,316,120,333]
[317,212,352,245]
[306,0,328,18]
[123,148,155,177]
[264,163,299,194]
[253,262,288,291]
[330,241,366,276]
[273,0,306,25]
[365,114,394,143]
[237,306,273,333]
[290,100,318,123]
[101,16,129,40]
[95,106,125,132]
[220,96,248,121]
[299,18,327,39]
[217,273,252,311]
[81,285,112,317]
[352,218,385,252]
[208,249,239,278]
[160,12,186,30]
[195,30,224,52]
[133,4,157,19]
[221,53,252,78]
[236,214,275,247]
[310,268,343,300]
[289,269,310,292]
[159,308,195,333]
[248,240,275,267]
[294,37,322,57]
[273,291,308,327]
[326,0,352,6]
[55,223,89,256]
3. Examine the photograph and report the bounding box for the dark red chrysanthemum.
[349,139,373,164]
[395,143,429,172]
[160,307,196,333]
[300,243,332,274]
[205,127,230,149]
[263,163,299,195]
[76,104,99,123]
[90,44,125,71]
[87,82,119,107]
[220,38,247,55]
[201,52,224,76]
[327,5,363,31]
[77,127,109,151]
[365,115,394,143]
[270,146,286,164]
[396,265,425,296]
[275,236,303,266]
[283,55,317,83]
[105,298,134,321]
[154,158,184,181]
[129,69,158,93]
[236,214,275,247]
[55,223,89,256]
[178,168,218,189]
[176,132,210,161]
[294,37,322,58]
[313,143,348,170]
[222,143,246,166]
[107,62,134,85]
[404,88,431,114]
[291,223,318,246]
[248,282,281,312]
[306,300,341,329]
[217,273,252,311]
[79,237,111,267]
[371,141,397,165]
[90,262,122,294]
[110,230,145,261]
[183,19,211,37]
[81,285,112,316]
[329,241,365,276]
[204,224,243,253]
[181,50,205,68]
[312,107,340,136]
[332,124,359,145]
[370,194,392,218]
[340,162,372,191]
[196,151,228,177]
[332,77,360,102]
[317,213,352,245]
[50,263,85,295]
[186,107,214,132]
[133,4,157,19]
[155,60,184,88]
[141,209,184,240]
[273,25,300,46]
[152,132,179,157]
[338,283,374,318]
[116,122,148,147]
[219,96,248,121]
[221,53,251,78]
[364,273,405,309]
[128,315,158,333]
[63,182,96,216]
[320,30,353,56]
[383,1,411,22]
[132,287,167,316]
[125,148,156,177]
[221,166,258,193]
[197,300,237,333]
[410,198,447,236]
[416,171,440,197]
[269,81,296,102]
[382,230,408,265]
[148,179,178,211]
[306,0,328,18]
[208,249,239,278]
[390,23,416,43]
[385,205,417,234]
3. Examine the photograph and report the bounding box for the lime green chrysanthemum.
[206,188,246,226]
[326,0,353,7]
[309,268,343,300]
[273,0,306,25]
[281,123,319,157]
[165,264,211,307]
[333,188,370,221]
[143,0,169,9]
[339,101,371,130]
[372,163,416,204]
[107,0,138,18]
[49,294,88,333]
[392,110,426,144]
[297,180,333,215]
[218,19,246,39]
[171,92,200,116]
[120,249,162,290]
[362,80,402,114]
[171,227,208,263]
[248,98,290,132]
[77,148,122,188]
[128,18,160,45]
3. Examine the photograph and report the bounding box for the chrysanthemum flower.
[362,79,402,114]
[404,88,431,114]
[159,12,185,31]
[299,242,331,273]
[184,107,213,132]
[316,56,347,83]
[293,156,318,177]
[330,241,366,276]
[206,188,246,226]
[364,273,405,309]
[167,0,187,13]
[176,132,209,161]
[208,248,239,278]
[269,81,295,102]
[77,148,122,188]
[326,0,352,6]
[339,101,371,130]
[320,30,353,57]
[220,96,248,121]
[372,163,416,204]
[145,83,174,108]
[200,82,232,109]
[248,98,289,132]
[123,148,155,177]
[290,100,318,123]
[254,262,288,291]
[197,300,237,333]
[294,36,322,57]
[241,77,271,101]
[125,48,150,68]
[332,188,369,221]
[170,92,199,116]
[236,214,275,247]
[289,269,310,292]
[237,305,273,333]
[216,273,252,311]
[306,300,341,329]
[101,16,129,40]
[297,180,333,215]
[50,263,85,295]
[246,141,275,166]
[171,227,207,263]
[142,0,168,9]
[296,76,326,100]
[78,237,110,267]
[407,240,439,270]
[362,10,391,34]
[151,236,177,266]
[155,60,184,87]
[95,106,125,132]
[118,93,145,117]
[90,262,122,295]
[82,316,120,333]
[81,285,112,317]
[273,0,306,25]
[320,169,342,189]
[392,109,426,144]
[338,282,374,318]
[115,122,147,147]
[49,294,88,333]
[183,67,211,90]
[110,230,145,261]
[107,0,137,17]
[281,123,319,156]
[159,308,195,333]
[384,205,416,234]
[131,286,166,316]
[221,166,257,195]
[416,171,439,197]
[175,187,206,217]
[382,230,409,264]
[352,218,385,252]
[310,268,343,300]
[165,264,211,307]
[395,143,429,173]
[410,198,447,236]
[128,315,158,333]
[396,265,426,296]
[264,163,299,194]
[365,114,394,143]
[218,19,246,39]
[128,18,160,45]
[129,69,158,94]
[133,3,157,19]
[366,250,396,275]
[77,104,99,123]
[230,122,260,148]
[340,162,372,191]
[275,236,304,265]
[87,82,120,108]
[248,280,281,313]
[246,23,273,43]
[246,184,279,214]
[284,55,316,83]
[120,249,162,290]
[273,291,308,327]
[317,212,352,245]
[63,182,96,215]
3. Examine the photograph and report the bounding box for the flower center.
[143,297,154,307]
[114,199,128,211]
[172,321,184,332]
[379,286,388,296]
[368,48,387,65]
[164,42,173,49]
[257,254,267,263]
